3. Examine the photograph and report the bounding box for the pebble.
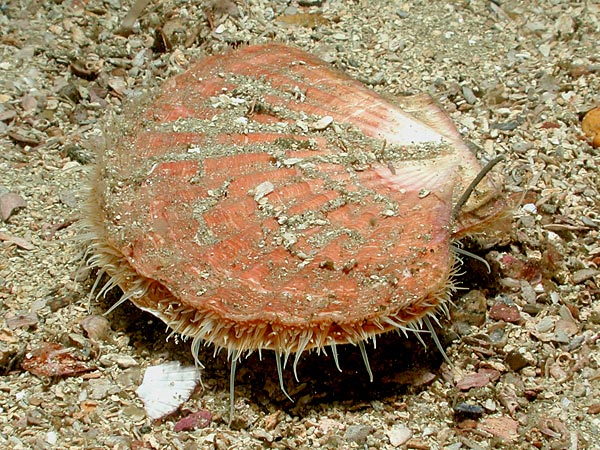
[253,181,274,202]
[505,351,530,371]
[454,402,485,419]
[88,378,116,400]
[572,268,598,284]
[122,406,146,421]
[251,429,274,443]
[456,369,500,390]
[479,416,519,442]
[6,312,38,330]
[297,0,323,5]
[462,85,478,104]
[489,300,521,323]
[483,399,497,412]
[452,290,487,327]
[311,115,333,130]
[0,192,27,222]
[446,444,462,450]
[80,315,113,342]
[344,424,371,444]
[115,355,139,368]
[536,316,555,333]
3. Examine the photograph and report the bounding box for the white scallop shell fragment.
[311,115,334,130]
[253,181,275,202]
[136,361,201,420]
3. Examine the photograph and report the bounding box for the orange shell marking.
[86,44,503,360]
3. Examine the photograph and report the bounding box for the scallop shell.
[86,44,504,368]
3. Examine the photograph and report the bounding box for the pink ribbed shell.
[87,44,504,358]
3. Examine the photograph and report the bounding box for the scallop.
[83,43,505,417]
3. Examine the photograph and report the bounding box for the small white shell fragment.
[46,431,58,445]
[522,203,537,214]
[253,181,274,202]
[136,361,200,420]
[296,120,309,132]
[281,157,304,166]
[312,115,334,130]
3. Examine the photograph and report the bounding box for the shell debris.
[136,361,201,420]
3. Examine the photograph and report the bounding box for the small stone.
[0,192,27,222]
[68,332,88,348]
[115,367,142,389]
[452,290,487,327]
[46,431,58,445]
[297,0,323,6]
[588,404,600,414]
[572,268,598,284]
[59,190,79,208]
[538,44,551,57]
[454,402,484,420]
[491,120,520,131]
[554,318,578,337]
[115,355,139,369]
[6,311,39,330]
[462,85,478,104]
[456,369,501,390]
[589,304,600,324]
[174,410,212,432]
[264,411,283,431]
[483,399,497,412]
[253,181,274,202]
[251,429,273,443]
[479,416,519,442]
[344,424,371,444]
[536,316,555,333]
[522,303,542,315]
[123,406,146,421]
[498,384,519,415]
[549,362,568,380]
[489,301,521,323]
[505,351,529,371]
[107,77,127,95]
[88,378,115,400]
[387,424,412,447]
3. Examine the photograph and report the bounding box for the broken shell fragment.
[84,44,504,395]
[136,361,200,420]
[0,191,27,222]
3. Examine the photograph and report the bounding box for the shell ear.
[392,93,466,147]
